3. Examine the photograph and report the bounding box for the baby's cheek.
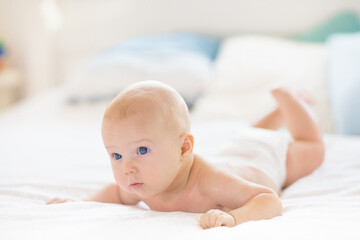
[111,169,123,184]
[114,177,128,191]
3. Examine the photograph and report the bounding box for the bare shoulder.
[196,156,275,210]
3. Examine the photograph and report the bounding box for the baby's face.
[102,112,183,199]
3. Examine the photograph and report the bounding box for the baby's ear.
[180,133,194,156]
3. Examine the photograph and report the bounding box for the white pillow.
[192,35,335,133]
[64,33,220,107]
[65,51,214,107]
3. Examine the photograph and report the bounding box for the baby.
[48,80,325,229]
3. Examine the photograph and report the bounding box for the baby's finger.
[209,213,219,227]
[215,215,225,227]
[200,214,210,229]
[46,198,73,204]
[199,217,205,229]
[205,215,213,229]
[46,198,60,204]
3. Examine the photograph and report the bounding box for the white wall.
[1,0,360,97]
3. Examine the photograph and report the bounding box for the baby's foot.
[296,89,316,106]
[271,86,316,106]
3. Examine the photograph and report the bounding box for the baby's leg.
[252,89,316,130]
[252,108,283,130]
[271,87,324,187]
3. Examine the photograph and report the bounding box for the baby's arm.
[199,172,282,229]
[47,183,140,205]
[227,191,281,225]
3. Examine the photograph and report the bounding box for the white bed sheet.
[1,88,360,240]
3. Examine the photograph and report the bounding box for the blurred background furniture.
[0,68,21,111]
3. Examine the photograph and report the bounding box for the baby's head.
[102,80,194,198]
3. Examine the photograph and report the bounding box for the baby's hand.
[200,209,236,229]
[46,197,75,204]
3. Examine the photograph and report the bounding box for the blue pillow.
[101,32,220,60]
[327,33,360,135]
[295,11,360,42]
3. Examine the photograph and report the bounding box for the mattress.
[1,87,360,240]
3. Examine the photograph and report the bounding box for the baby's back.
[216,163,279,193]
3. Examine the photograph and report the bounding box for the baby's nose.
[123,159,138,174]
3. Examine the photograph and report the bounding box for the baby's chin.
[123,184,157,199]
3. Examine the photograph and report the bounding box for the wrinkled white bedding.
[1,88,360,240]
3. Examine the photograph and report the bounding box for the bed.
[1,86,360,240]
[2,34,360,239]
[2,1,360,239]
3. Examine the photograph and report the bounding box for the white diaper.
[212,127,290,193]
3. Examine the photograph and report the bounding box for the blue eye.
[113,153,122,160]
[137,147,149,155]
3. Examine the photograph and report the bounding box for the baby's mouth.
[130,182,143,190]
